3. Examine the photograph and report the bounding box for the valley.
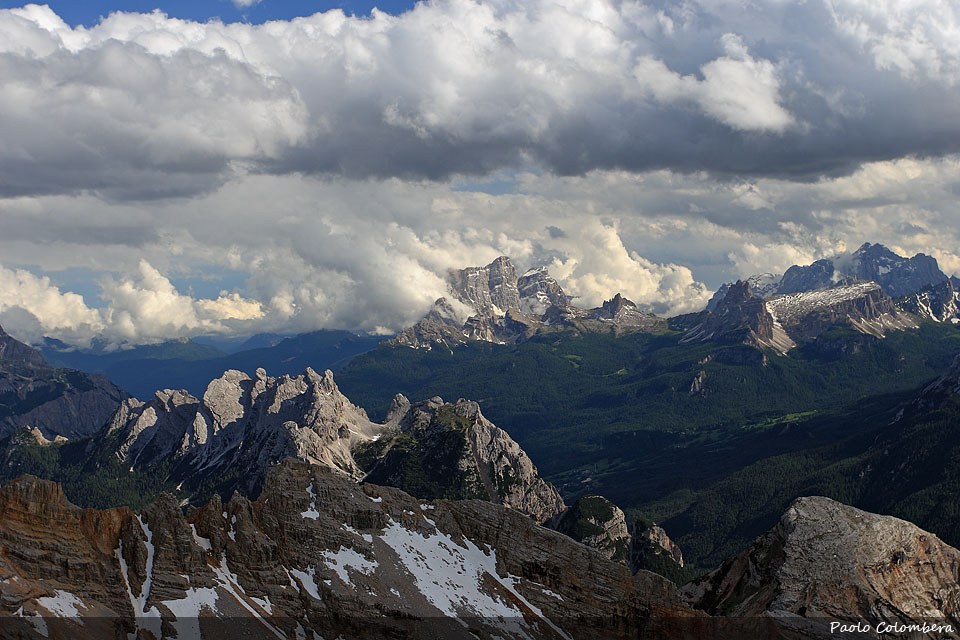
[3,242,960,636]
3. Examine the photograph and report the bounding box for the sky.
[1,0,960,348]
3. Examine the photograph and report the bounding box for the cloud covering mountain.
[1,0,960,346]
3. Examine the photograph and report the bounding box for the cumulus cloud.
[634,33,793,132]
[543,220,709,315]
[1,0,960,199]
[4,153,960,346]
[0,260,263,347]
[2,2,960,347]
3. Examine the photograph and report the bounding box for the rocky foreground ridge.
[18,366,573,531]
[0,460,702,640]
[360,395,567,524]
[0,325,128,440]
[88,366,383,500]
[684,496,960,627]
[2,467,959,639]
[4,361,685,562]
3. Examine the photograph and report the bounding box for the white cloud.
[0,267,104,344]
[634,33,794,132]
[0,260,263,347]
[827,0,960,84]
[544,220,709,315]
[3,154,960,346]
[1,0,960,198]
[1,2,959,346]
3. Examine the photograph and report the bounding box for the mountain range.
[708,242,953,306]
[3,241,960,636]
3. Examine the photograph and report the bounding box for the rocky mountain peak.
[0,325,128,440]
[100,367,385,500]
[705,274,781,311]
[721,280,753,303]
[384,392,412,426]
[517,266,569,314]
[899,277,960,322]
[680,280,791,351]
[0,459,699,639]
[360,396,566,523]
[633,521,684,568]
[710,242,951,312]
[448,255,522,315]
[847,243,947,297]
[684,496,960,624]
[685,279,919,352]
[765,282,917,342]
[0,323,47,367]
[596,293,632,317]
[547,495,631,563]
[394,256,666,348]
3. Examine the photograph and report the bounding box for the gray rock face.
[387,297,471,350]
[518,266,569,314]
[0,325,129,440]
[98,367,384,499]
[0,326,46,368]
[392,257,665,349]
[710,243,950,307]
[684,496,960,626]
[634,523,684,568]
[706,273,781,311]
[448,256,522,315]
[766,281,919,342]
[846,242,948,298]
[684,281,919,353]
[899,277,960,323]
[681,282,794,353]
[360,396,566,524]
[777,258,840,295]
[547,495,631,564]
[0,461,701,639]
[545,498,688,582]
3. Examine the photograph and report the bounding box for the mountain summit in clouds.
[708,243,951,309]
[391,256,665,349]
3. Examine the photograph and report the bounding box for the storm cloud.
[2,0,960,199]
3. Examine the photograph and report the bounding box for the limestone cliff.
[94,367,384,500]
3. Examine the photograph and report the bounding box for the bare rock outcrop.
[360,396,566,523]
[680,281,794,353]
[683,496,960,626]
[391,257,665,349]
[766,281,918,342]
[547,495,631,563]
[94,367,385,500]
[635,522,684,568]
